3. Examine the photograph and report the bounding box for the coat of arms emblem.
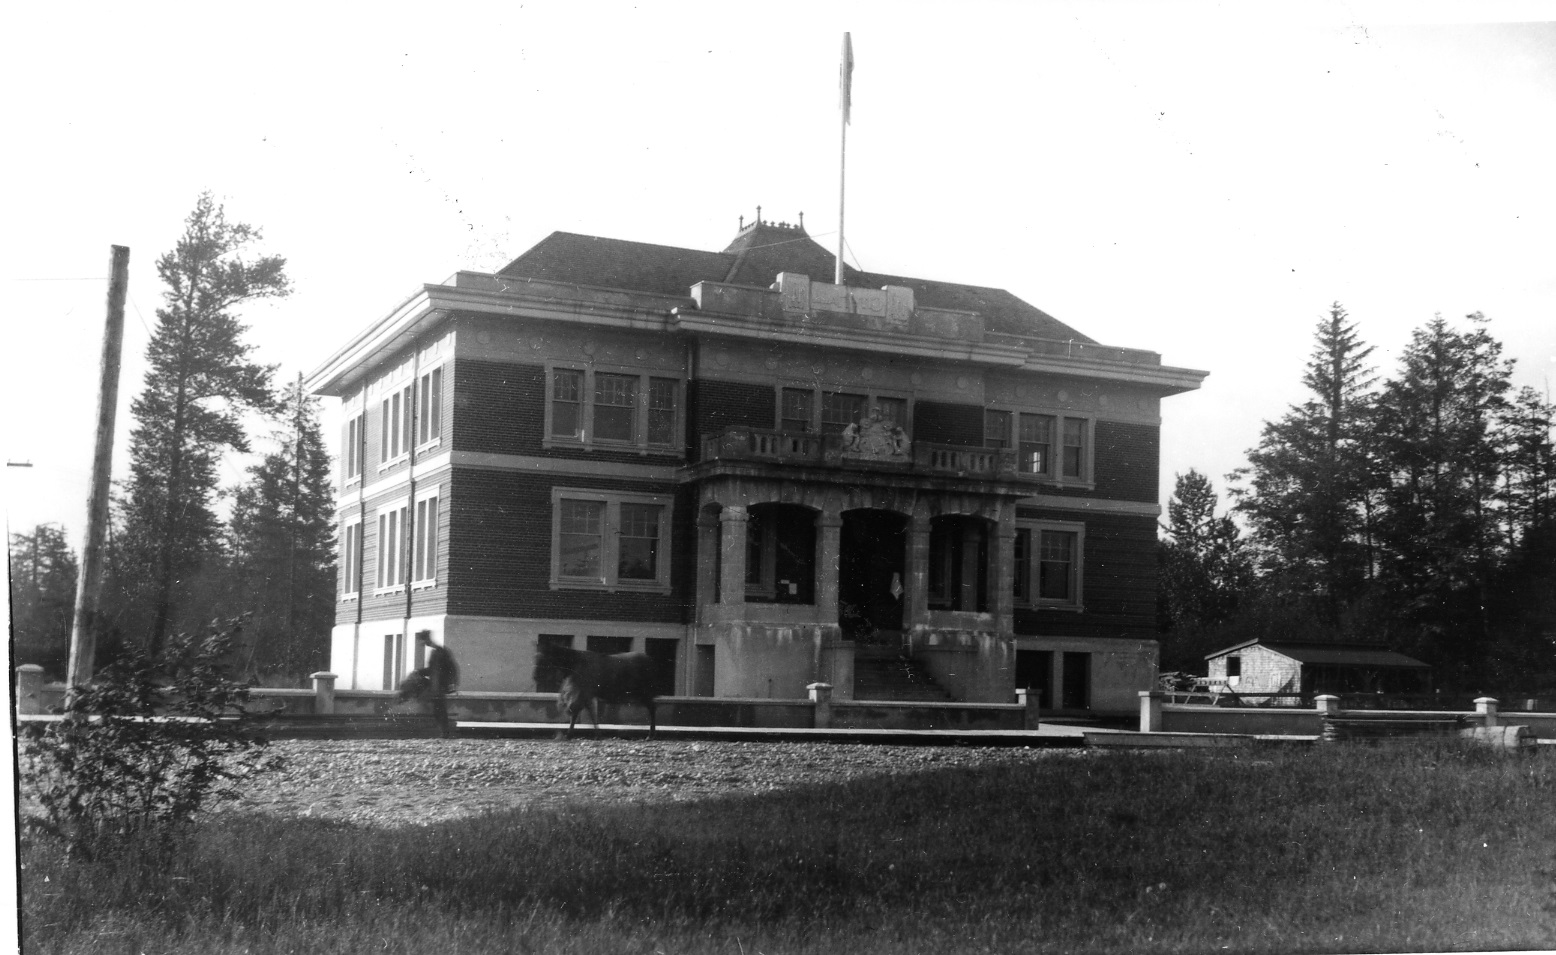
[841,406,909,460]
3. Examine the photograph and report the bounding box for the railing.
[699,428,1018,478]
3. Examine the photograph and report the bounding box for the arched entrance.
[839,509,907,643]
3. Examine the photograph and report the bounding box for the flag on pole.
[839,32,854,125]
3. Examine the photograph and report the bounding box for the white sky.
[3,0,1555,545]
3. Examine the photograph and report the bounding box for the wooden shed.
[1204,639,1432,698]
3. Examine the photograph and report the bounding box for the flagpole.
[836,32,852,286]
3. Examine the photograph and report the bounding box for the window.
[1013,521,1085,609]
[987,410,1092,483]
[551,489,673,591]
[344,412,364,483]
[779,387,908,434]
[412,489,440,586]
[379,382,413,466]
[983,410,1012,449]
[375,500,410,592]
[383,633,405,692]
[416,366,443,448]
[546,367,681,451]
[1226,656,1242,681]
[341,517,362,599]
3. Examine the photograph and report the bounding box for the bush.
[18,616,282,858]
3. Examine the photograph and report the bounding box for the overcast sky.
[4,0,1554,549]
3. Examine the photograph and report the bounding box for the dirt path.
[223,738,1080,827]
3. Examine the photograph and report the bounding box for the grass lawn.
[17,739,1556,954]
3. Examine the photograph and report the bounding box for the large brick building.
[306,217,1206,717]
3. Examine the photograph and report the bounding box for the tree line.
[9,194,336,685]
[1159,304,1556,696]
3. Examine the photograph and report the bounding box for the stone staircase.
[853,644,955,703]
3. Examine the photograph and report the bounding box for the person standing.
[418,631,459,737]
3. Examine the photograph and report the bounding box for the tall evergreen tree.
[228,375,338,681]
[1371,312,1515,678]
[113,194,289,653]
[1494,384,1556,549]
[1159,469,1254,631]
[9,524,79,677]
[1230,303,1378,617]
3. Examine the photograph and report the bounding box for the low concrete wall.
[1162,705,1323,736]
[829,700,1025,731]
[1152,694,1556,740]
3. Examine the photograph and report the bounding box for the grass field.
[17,738,1556,954]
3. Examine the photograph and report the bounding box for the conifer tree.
[1159,469,1254,631]
[1231,303,1378,617]
[8,524,79,676]
[228,375,337,680]
[113,194,289,653]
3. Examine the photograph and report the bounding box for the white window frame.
[411,485,441,589]
[415,363,444,453]
[374,497,411,595]
[549,488,673,593]
[1013,520,1086,611]
[340,515,363,601]
[775,384,912,435]
[344,411,365,486]
[986,408,1095,487]
[379,382,414,470]
[543,363,683,454]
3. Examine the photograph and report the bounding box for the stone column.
[1474,697,1499,728]
[991,523,1015,630]
[1017,687,1041,730]
[1139,690,1164,733]
[906,514,931,630]
[311,671,338,715]
[696,511,720,608]
[808,682,833,729]
[718,505,749,606]
[816,512,843,622]
[16,664,45,716]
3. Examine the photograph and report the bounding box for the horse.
[535,643,661,739]
[397,668,432,703]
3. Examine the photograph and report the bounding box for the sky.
[3,0,1555,548]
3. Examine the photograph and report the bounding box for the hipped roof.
[497,224,1095,342]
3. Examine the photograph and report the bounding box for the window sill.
[1026,603,1085,613]
[411,580,437,591]
[542,437,684,457]
[415,439,441,455]
[340,593,359,603]
[550,579,672,595]
[373,586,406,597]
[377,456,409,473]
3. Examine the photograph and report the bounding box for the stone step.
[853,653,955,703]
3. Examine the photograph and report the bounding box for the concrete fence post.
[311,672,338,716]
[16,664,46,716]
[1016,688,1041,731]
[1139,690,1163,733]
[808,682,833,730]
[1314,694,1341,716]
[1474,697,1499,728]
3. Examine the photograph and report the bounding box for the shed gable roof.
[1207,639,1430,669]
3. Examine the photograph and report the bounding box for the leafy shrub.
[18,616,283,858]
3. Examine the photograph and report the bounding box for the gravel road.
[225,738,1080,827]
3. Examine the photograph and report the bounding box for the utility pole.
[67,245,129,693]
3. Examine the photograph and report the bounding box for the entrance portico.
[688,463,1023,701]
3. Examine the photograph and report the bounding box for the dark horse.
[535,643,660,738]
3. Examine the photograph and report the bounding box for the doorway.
[839,509,907,643]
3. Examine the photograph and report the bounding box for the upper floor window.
[547,366,681,452]
[779,387,907,434]
[1013,521,1085,609]
[375,500,410,593]
[380,383,413,467]
[340,516,362,600]
[550,489,673,592]
[416,365,443,449]
[412,488,440,587]
[344,412,364,484]
[986,409,1093,484]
